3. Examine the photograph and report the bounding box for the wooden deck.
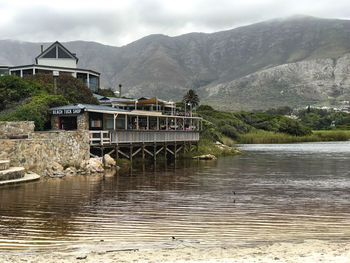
[89,130,200,146]
[89,130,200,160]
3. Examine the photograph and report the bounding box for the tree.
[96,88,116,97]
[183,89,200,108]
[25,73,99,105]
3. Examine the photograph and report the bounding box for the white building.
[7,41,100,92]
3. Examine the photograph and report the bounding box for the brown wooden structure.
[50,104,202,161]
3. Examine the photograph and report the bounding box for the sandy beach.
[1,240,349,263]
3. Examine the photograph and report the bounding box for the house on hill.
[5,41,100,92]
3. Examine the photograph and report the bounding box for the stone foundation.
[0,121,35,139]
[0,122,90,176]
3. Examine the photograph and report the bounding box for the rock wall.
[0,130,90,176]
[78,113,89,130]
[0,121,35,139]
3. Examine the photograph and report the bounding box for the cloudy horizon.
[1,0,350,47]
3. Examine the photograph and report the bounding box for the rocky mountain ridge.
[202,54,350,110]
[2,16,350,110]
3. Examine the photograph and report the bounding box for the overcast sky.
[1,0,350,46]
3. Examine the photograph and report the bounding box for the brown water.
[0,141,350,254]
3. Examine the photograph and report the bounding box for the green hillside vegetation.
[197,105,311,140]
[297,107,350,130]
[197,105,350,144]
[0,74,98,130]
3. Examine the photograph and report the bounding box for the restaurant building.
[50,104,202,160]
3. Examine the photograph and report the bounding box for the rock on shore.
[45,154,119,178]
[192,154,217,160]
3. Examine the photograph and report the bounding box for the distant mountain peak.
[2,16,350,110]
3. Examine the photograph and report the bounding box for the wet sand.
[1,240,349,263]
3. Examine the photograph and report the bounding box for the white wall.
[37,58,77,68]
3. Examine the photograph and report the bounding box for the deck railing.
[89,130,199,145]
[89,130,111,145]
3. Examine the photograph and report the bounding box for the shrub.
[25,73,99,105]
[0,75,37,111]
[0,94,68,130]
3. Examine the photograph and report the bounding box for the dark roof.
[93,94,104,100]
[50,104,131,113]
[35,41,79,64]
[93,94,137,103]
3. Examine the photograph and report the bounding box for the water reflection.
[0,142,349,252]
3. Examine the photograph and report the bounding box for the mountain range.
[2,15,350,111]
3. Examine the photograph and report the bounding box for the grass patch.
[185,138,240,158]
[312,130,350,141]
[221,136,236,147]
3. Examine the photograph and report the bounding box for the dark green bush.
[25,73,99,105]
[0,75,37,111]
[0,94,68,130]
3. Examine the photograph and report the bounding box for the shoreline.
[1,240,349,262]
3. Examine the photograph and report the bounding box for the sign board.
[53,70,60,76]
[51,109,84,115]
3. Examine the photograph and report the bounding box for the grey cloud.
[2,0,350,45]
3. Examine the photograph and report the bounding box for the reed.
[237,130,350,144]
[313,130,350,141]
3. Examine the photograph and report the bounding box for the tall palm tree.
[183,89,200,108]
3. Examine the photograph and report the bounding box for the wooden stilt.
[142,144,145,159]
[154,144,157,161]
[106,149,115,156]
[174,143,177,159]
[156,146,163,156]
[176,145,183,154]
[130,146,133,162]
[118,149,129,159]
[132,147,141,157]
[166,147,174,156]
[144,147,154,157]
[116,146,119,159]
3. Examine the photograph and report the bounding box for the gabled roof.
[35,41,79,64]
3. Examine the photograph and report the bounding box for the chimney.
[40,45,44,53]
[119,84,122,98]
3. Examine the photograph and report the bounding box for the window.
[89,112,103,130]
[116,118,125,129]
[90,120,102,128]
[59,116,77,130]
[42,47,56,58]
[106,118,114,130]
[58,46,72,58]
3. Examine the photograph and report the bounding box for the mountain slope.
[201,54,350,111]
[2,16,350,110]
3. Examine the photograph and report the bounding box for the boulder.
[44,161,64,177]
[0,151,8,159]
[51,161,64,172]
[103,154,116,168]
[85,157,104,173]
[64,166,77,175]
[192,154,217,160]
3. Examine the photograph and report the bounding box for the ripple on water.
[0,142,349,252]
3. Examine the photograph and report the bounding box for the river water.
[0,141,349,253]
